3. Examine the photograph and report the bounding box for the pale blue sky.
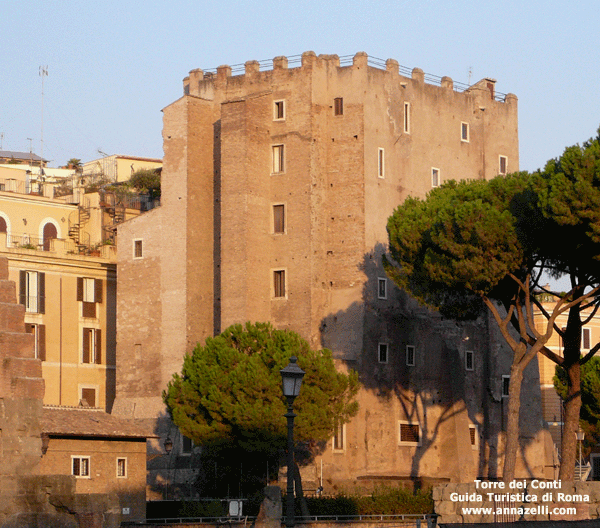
[2,0,599,170]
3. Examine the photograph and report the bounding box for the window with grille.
[334,97,343,116]
[399,422,420,445]
[469,425,477,448]
[134,239,143,259]
[406,345,415,366]
[273,204,285,234]
[378,343,388,364]
[72,456,90,477]
[273,270,286,298]
[272,145,285,174]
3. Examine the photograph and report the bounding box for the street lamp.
[280,356,305,528]
[576,428,585,477]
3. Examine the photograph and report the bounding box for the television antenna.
[39,66,48,166]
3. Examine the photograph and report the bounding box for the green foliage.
[163,322,360,455]
[128,168,161,198]
[303,487,433,516]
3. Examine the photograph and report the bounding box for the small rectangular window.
[378,148,385,178]
[117,458,127,478]
[273,270,286,298]
[77,277,102,303]
[72,456,90,477]
[134,239,143,259]
[406,345,415,367]
[461,122,469,142]
[465,350,474,371]
[582,328,591,350]
[20,270,45,314]
[334,97,343,116]
[502,375,510,397]
[469,425,478,449]
[404,102,410,133]
[273,204,285,234]
[432,168,440,188]
[378,343,388,364]
[499,156,507,175]
[272,145,285,174]
[182,436,193,454]
[333,422,345,451]
[399,422,421,445]
[81,388,96,407]
[274,100,285,120]
[378,278,387,299]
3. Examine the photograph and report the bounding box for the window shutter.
[82,302,96,318]
[38,325,46,361]
[94,279,103,303]
[19,270,26,306]
[95,329,102,364]
[38,273,45,314]
[77,277,83,301]
[82,328,90,363]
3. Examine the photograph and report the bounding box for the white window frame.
[272,144,285,174]
[406,345,415,367]
[465,350,474,371]
[502,375,510,397]
[404,102,410,134]
[378,342,388,364]
[117,457,127,478]
[24,270,39,313]
[273,100,285,121]
[332,422,346,452]
[377,277,387,299]
[378,148,385,179]
[499,155,508,175]
[81,328,101,365]
[272,268,287,299]
[398,420,421,446]
[72,456,91,478]
[461,122,469,142]
[431,167,440,188]
[133,239,143,259]
[82,277,96,303]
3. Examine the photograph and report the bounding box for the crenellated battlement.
[183,51,515,103]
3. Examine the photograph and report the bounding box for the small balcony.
[0,233,117,261]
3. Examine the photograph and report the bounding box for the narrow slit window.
[333,422,345,451]
[499,156,507,175]
[378,148,385,178]
[582,328,591,350]
[272,145,285,174]
[134,239,143,258]
[274,100,285,120]
[502,375,510,397]
[406,345,415,366]
[461,122,469,142]
[273,270,286,298]
[465,350,474,371]
[378,343,388,363]
[378,278,387,299]
[117,458,127,478]
[273,204,285,233]
[432,168,440,188]
[404,102,410,133]
[334,97,343,116]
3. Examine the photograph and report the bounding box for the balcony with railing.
[1,233,116,260]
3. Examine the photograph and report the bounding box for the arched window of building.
[42,222,57,251]
[0,217,6,233]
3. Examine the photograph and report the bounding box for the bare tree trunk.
[503,362,524,483]
[559,360,581,481]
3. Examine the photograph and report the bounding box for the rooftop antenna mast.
[468,66,473,86]
[39,66,48,167]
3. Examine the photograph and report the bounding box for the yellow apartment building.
[0,181,141,411]
[83,154,162,183]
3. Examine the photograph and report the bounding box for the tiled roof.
[42,406,156,439]
[0,150,46,162]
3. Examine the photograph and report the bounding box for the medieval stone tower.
[113,52,553,494]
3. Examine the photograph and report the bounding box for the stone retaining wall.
[433,481,600,524]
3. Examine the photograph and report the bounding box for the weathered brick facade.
[114,52,553,495]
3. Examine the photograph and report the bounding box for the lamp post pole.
[280,356,305,528]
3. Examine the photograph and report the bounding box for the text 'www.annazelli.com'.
[461,506,577,516]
